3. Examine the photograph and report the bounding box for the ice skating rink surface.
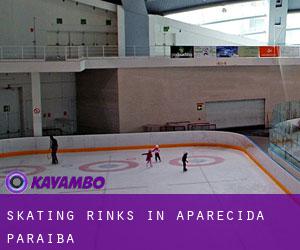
[0,146,283,194]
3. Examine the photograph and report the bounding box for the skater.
[142,150,153,167]
[152,145,161,162]
[50,135,58,164]
[182,152,188,172]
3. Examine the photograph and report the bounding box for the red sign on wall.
[33,108,40,114]
[259,46,280,57]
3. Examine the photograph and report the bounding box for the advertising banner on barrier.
[194,46,216,57]
[1,195,300,250]
[238,46,259,57]
[216,46,239,57]
[170,46,194,58]
[259,46,280,57]
[280,46,300,57]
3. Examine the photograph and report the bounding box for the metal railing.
[0,45,120,61]
[0,45,171,61]
[1,45,300,62]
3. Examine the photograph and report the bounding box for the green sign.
[163,26,170,32]
[238,46,259,57]
[3,105,10,112]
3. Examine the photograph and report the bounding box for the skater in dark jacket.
[50,135,58,164]
[182,152,188,172]
[142,150,153,167]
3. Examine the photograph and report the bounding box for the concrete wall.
[117,65,300,132]
[149,15,264,56]
[76,69,119,134]
[0,72,76,137]
[1,131,299,193]
[0,0,117,46]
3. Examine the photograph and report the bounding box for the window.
[56,18,63,24]
[81,19,87,25]
[166,0,267,43]
[106,19,111,26]
[286,30,300,45]
[287,12,300,29]
[286,12,300,45]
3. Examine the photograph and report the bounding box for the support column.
[267,0,288,45]
[31,72,42,137]
[117,5,126,57]
[121,0,149,56]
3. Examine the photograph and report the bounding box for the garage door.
[206,99,265,129]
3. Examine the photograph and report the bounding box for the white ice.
[0,146,283,194]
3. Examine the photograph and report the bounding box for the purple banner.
[1,194,300,250]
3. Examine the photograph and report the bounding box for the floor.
[0,146,283,194]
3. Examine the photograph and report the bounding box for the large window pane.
[202,17,266,36]
[244,33,267,43]
[287,13,300,29]
[286,30,300,45]
[166,0,267,43]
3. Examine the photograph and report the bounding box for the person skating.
[50,135,58,164]
[152,145,161,162]
[182,152,188,172]
[142,150,153,167]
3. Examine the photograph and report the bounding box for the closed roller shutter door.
[206,99,265,129]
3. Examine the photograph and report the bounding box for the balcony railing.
[0,45,172,61]
[0,45,300,61]
[0,45,120,61]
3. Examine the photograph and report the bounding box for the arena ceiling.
[103,0,300,15]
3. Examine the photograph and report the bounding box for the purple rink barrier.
[1,195,300,250]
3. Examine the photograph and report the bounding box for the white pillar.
[266,0,288,45]
[31,72,43,137]
[117,5,126,57]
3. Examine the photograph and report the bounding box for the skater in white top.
[152,145,161,163]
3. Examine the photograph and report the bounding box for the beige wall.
[118,66,300,132]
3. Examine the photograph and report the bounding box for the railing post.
[133,46,136,57]
[65,46,68,60]
[0,47,2,60]
[102,46,105,57]
[78,46,80,59]
[43,46,46,61]
[86,46,89,58]
[21,46,24,60]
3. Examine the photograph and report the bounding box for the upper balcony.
[1,45,300,73]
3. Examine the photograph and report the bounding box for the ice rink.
[0,146,284,194]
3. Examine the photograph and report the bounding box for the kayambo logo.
[5,171,28,194]
[5,172,105,194]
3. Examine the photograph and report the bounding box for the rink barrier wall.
[0,131,300,193]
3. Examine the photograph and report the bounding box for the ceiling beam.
[70,0,117,12]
